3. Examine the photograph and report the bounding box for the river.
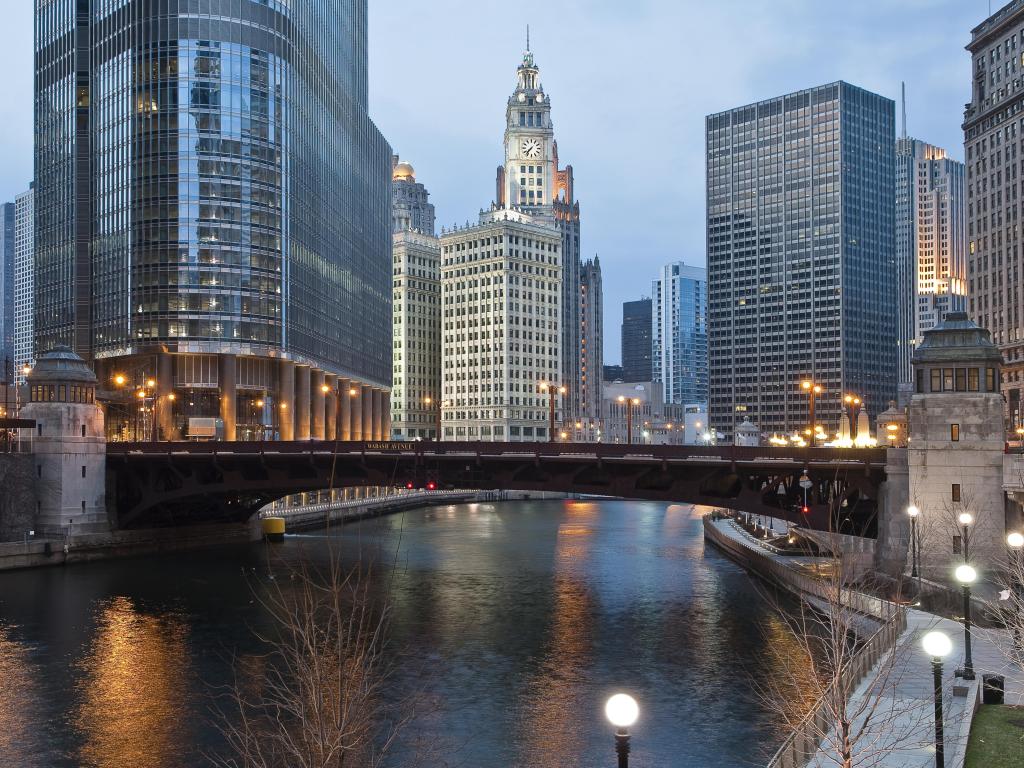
[0,499,812,767]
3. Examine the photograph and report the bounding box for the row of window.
[30,384,96,404]
[914,366,998,393]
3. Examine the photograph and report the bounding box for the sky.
[0,0,998,363]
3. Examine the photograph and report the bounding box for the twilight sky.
[0,0,995,362]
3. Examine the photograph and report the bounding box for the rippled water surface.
[0,500,810,767]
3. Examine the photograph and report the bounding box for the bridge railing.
[106,439,889,466]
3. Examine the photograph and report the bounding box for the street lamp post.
[424,396,442,441]
[1008,532,1023,650]
[539,383,566,443]
[254,398,265,440]
[801,380,823,446]
[617,395,640,445]
[922,631,952,768]
[605,693,639,768]
[954,564,977,680]
[958,512,973,562]
[844,394,862,439]
[908,505,920,579]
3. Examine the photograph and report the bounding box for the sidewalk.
[705,515,1022,768]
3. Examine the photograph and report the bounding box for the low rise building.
[600,381,708,445]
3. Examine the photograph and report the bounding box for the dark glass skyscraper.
[621,298,652,382]
[34,0,392,441]
[707,82,896,441]
[0,202,13,368]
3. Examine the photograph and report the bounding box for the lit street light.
[958,512,973,562]
[922,631,952,768]
[424,396,442,441]
[539,382,566,444]
[605,693,639,768]
[617,395,641,445]
[907,505,920,579]
[844,393,862,438]
[1009,532,1024,588]
[954,564,977,680]
[800,380,823,446]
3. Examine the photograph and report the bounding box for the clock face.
[521,138,542,159]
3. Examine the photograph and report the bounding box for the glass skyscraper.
[707,81,897,441]
[34,0,392,441]
[652,262,708,407]
[0,202,13,369]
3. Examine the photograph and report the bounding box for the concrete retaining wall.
[0,453,37,541]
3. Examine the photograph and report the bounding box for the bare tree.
[208,554,409,768]
[984,543,1024,694]
[754,525,928,768]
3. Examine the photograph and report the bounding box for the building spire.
[901,81,907,139]
[521,27,535,69]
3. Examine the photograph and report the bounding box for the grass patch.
[965,705,1024,768]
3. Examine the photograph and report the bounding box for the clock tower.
[498,43,555,213]
[492,36,588,426]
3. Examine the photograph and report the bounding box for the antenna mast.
[901,81,907,140]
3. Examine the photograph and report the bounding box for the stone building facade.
[390,159,441,440]
[392,229,442,440]
[908,313,1007,577]
[895,135,966,389]
[580,256,603,428]
[20,347,107,535]
[494,44,584,424]
[440,209,561,441]
[964,1,1024,427]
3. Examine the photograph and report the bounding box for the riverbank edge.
[702,512,985,768]
[263,489,564,533]
[0,490,571,572]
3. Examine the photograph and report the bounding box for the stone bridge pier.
[874,314,1020,581]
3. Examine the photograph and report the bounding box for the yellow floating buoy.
[261,516,286,542]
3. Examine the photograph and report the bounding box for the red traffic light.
[406,481,414,490]
[426,481,437,491]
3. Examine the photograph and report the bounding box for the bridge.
[105,440,891,533]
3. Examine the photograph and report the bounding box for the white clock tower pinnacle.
[499,41,555,214]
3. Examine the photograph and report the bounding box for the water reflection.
[0,623,46,768]
[73,597,191,768]
[0,500,821,767]
[516,503,598,767]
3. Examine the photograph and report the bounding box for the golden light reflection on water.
[73,596,191,768]
[517,502,599,767]
[0,623,44,768]
[755,610,823,726]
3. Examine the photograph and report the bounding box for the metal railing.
[702,517,907,768]
[764,612,907,768]
[106,438,890,467]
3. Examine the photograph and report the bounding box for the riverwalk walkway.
[704,514,1022,768]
